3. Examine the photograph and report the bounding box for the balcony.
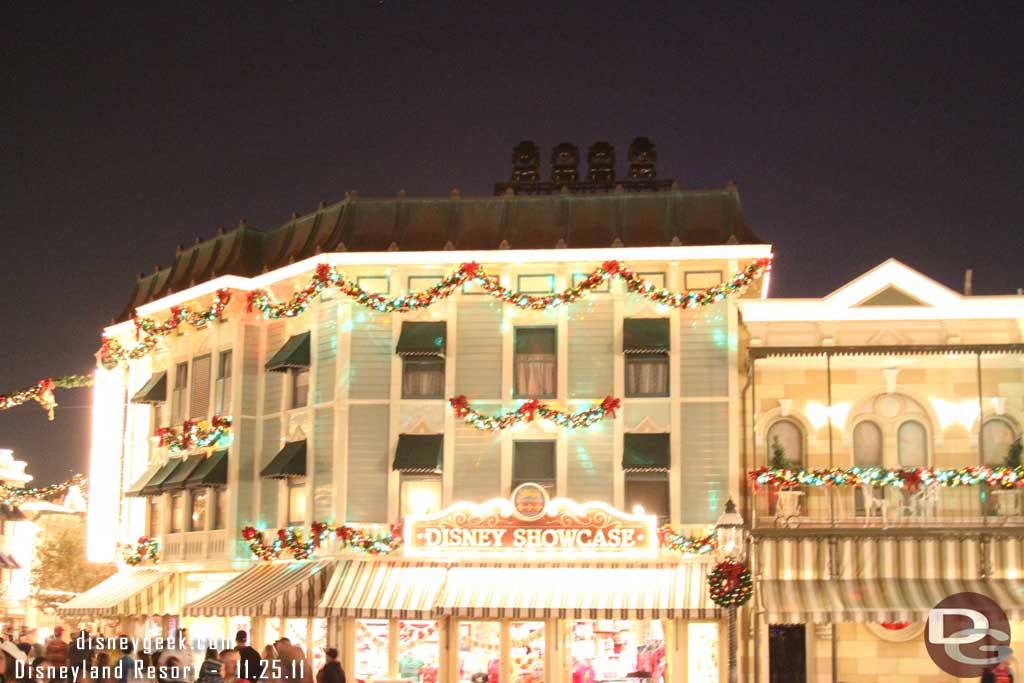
[750,482,1024,530]
[159,529,229,562]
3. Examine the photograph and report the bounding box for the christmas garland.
[749,465,1024,490]
[0,374,93,420]
[241,522,403,560]
[708,560,753,608]
[657,527,718,556]
[99,289,231,368]
[118,537,160,565]
[0,474,87,508]
[450,395,620,431]
[158,416,233,453]
[248,258,771,319]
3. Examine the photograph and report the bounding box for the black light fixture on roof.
[511,140,541,183]
[550,142,579,185]
[628,136,658,179]
[587,141,616,184]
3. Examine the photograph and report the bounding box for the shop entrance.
[768,625,806,683]
[457,620,546,683]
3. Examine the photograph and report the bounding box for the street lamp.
[715,499,748,683]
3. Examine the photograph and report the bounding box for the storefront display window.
[398,621,440,683]
[687,623,719,683]
[570,620,665,683]
[510,621,545,683]
[357,619,390,681]
[458,621,500,683]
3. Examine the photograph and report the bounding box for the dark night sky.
[3,3,1022,484]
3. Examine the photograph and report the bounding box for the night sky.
[4,3,1022,484]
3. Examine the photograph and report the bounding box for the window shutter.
[190,355,212,419]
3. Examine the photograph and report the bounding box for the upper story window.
[189,489,207,531]
[212,487,228,530]
[897,420,928,467]
[766,419,804,469]
[190,355,211,419]
[512,441,556,494]
[171,362,189,425]
[266,332,311,410]
[982,417,1019,466]
[623,318,670,397]
[514,328,556,398]
[853,420,883,467]
[148,497,162,538]
[170,492,185,533]
[287,476,306,527]
[394,433,443,516]
[397,322,447,399]
[622,433,671,526]
[215,350,233,415]
[291,369,310,409]
[131,371,168,434]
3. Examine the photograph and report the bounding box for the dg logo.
[925,591,1013,678]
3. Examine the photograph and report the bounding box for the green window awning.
[140,459,186,496]
[623,434,671,471]
[513,442,556,481]
[186,450,228,488]
[260,441,307,479]
[125,463,163,497]
[131,372,167,404]
[396,322,447,356]
[623,318,670,354]
[160,454,207,491]
[265,332,311,372]
[393,434,443,472]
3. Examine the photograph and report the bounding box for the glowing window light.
[87,368,126,562]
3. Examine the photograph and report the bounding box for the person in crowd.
[234,633,260,683]
[196,648,222,683]
[68,629,93,680]
[275,639,309,683]
[95,652,115,683]
[29,657,46,683]
[116,640,135,683]
[314,649,343,683]
[220,650,246,683]
[45,626,69,671]
[260,645,281,683]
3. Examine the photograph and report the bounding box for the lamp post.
[715,498,748,683]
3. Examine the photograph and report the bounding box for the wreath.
[708,560,752,607]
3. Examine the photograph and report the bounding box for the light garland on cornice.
[449,395,621,431]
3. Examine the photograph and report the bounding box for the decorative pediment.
[823,259,961,310]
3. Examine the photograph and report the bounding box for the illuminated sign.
[404,485,657,558]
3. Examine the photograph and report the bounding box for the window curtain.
[515,354,556,396]
[403,361,445,398]
[626,356,669,396]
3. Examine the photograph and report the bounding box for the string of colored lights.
[0,374,93,420]
[247,258,771,319]
[241,522,403,560]
[0,474,87,508]
[119,537,160,565]
[450,395,621,431]
[99,289,231,368]
[749,465,1024,489]
[157,416,233,453]
[657,527,718,556]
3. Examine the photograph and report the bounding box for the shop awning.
[393,435,443,473]
[396,322,447,356]
[185,450,228,488]
[623,434,670,471]
[761,578,1024,624]
[184,559,334,617]
[265,332,311,372]
[438,563,718,620]
[160,454,206,491]
[623,318,670,354]
[131,372,167,404]
[59,569,179,617]
[261,441,307,479]
[140,459,185,496]
[319,561,447,619]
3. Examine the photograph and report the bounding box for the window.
[152,402,167,435]
[215,350,233,415]
[625,473,670,525]
[625,355,669,396]
[512,441,556,493]
[189,489,207,531]
[170,492,184,532]
[148,497,162,537]
[212,488,228,530]
[766,420,804,468]
[291,368,310,409]
[287,476,306,526]
[400,476,443,516]
[514,328,556,398]
[853,421,883,467]
[190,355,211,419]
[402,358,445,398]
[897,420,928,467]
[171,362,188,425]
[982,418,1018,466]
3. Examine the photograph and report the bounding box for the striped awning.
[59,569,179,617]
[438,563,718,620]
[761,578,1024,624]
[184,560,333,617]
[319,561,446,619]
